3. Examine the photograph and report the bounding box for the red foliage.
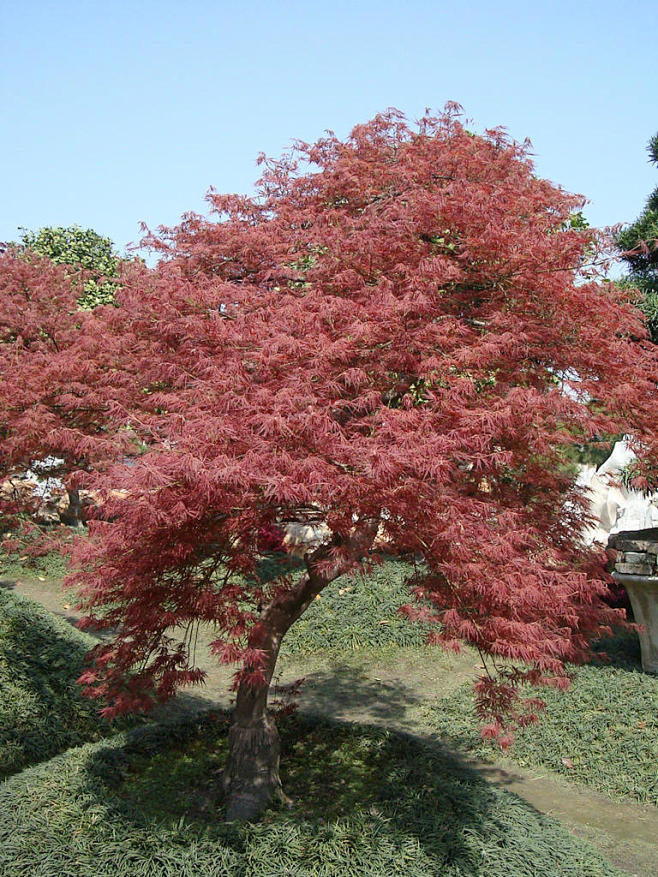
[2,108,658,735]
[256,523,286,553]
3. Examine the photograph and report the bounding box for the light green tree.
[14,225,122,309]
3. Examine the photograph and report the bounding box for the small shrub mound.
[0,711,623,876]
[0,588,113,777]
[421,631,658,805]
[281,559,430,655]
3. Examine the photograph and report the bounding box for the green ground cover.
[0,711,624,877]
[4,554,657,807]
[419,631,658,805]
[1,552,655,874]
[279,560,658,806]
[0,549,70,582]
[279,561,658,807]
[0,588,121,778]
[281,558,430,655]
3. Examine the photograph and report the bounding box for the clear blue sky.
[1,0,656,256]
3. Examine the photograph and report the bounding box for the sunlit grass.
[419,631,658,805]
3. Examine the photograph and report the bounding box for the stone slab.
[615,562,655,575]
[608,527,658,551]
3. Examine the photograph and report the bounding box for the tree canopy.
[617,133,658,340]
[9,224,122,309]
[2,108,658,820]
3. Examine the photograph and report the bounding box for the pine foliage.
[617,133,658,340]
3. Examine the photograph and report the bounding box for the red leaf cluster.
[2,108,658,732]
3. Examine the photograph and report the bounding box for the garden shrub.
[0,589,115,776]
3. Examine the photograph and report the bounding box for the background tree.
[0,226,131,526]
[617,133,658,341]
[2,108,658,821]
[10,225,122,309]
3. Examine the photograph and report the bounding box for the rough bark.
[222,670,289,820]
[60,487,84,527]
[223,521,378,821]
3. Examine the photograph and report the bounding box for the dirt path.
[8,574,658,877]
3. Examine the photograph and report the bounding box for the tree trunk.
[222,521,378,821]
[61,487,84,527]
[222,655,288,821]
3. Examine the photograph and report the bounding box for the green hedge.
[0,588,113,777]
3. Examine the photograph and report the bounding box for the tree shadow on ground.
[57,709,620,876]
[282,660,425,730]
[156,656,427,735]
[590,627,643,671]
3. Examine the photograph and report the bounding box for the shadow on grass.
[284,659,425,730]
[150,654,427,736]
[75,713,498,867]
[590,626,643,672]
[17,710,614,876]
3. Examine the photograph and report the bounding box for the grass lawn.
[277,560,658,806]
[418,630,658,806]
[0,549,69,583]
[3,554,657,805]
[0,711,625,877]
[281,558,431,654]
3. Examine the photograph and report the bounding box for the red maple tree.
[2,108,658,820]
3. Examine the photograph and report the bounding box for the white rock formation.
[282,522,332,557]
[578,438,658,545]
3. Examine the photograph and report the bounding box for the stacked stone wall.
[609,528,658,674]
